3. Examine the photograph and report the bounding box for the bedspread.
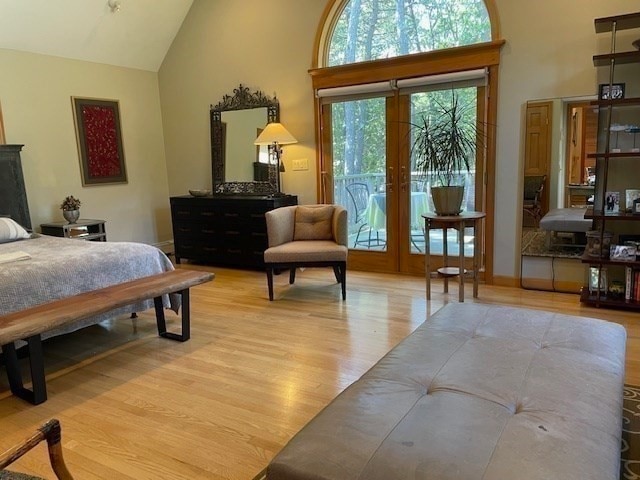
[0,235,178,340]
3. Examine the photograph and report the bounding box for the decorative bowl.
[189,189,211,197]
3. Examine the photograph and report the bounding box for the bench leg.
[154,289,190,342]
[2,336,47,405]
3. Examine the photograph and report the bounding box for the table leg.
[443,227,448,293]
[473,220,479,298]
[425,220,431,300]
[458,222,465,302]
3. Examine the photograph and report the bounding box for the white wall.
[0,48,171,244]
[160,0,640,281]
[489,0,636,282]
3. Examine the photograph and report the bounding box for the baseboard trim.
[492,275,520,287]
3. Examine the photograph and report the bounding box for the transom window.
[328,0,491,66]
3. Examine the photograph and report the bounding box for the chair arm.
[265,206,296,247]
[332,205,348,247]
[0,419,74,479]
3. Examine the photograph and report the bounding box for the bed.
[0,230,178,342]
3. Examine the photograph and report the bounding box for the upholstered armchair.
[264,205,348,301]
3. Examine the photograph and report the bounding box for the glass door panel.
[330,97,388,252]
[408,88,478,258]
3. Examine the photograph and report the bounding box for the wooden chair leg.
[340,263,347,300]
[266,267,275,301]
[289,267,296,284]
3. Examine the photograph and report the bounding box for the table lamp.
[254,122,297,195]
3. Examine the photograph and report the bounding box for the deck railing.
[335,171,476,233]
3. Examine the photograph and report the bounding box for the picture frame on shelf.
[610,244,637,262]
[626,189,640,211]
[605,191,620,214]
[72,97,127,186]
[589,266,608,294]
[598,82,625,100]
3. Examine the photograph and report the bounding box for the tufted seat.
[266,303,626,480]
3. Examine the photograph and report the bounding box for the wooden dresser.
[170,195,297,268]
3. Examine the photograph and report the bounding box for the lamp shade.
[254,123,297,145]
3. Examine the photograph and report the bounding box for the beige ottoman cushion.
[267,303,626,480]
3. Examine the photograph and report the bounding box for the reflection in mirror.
[210,84,279,195]
[221,108,268,182]
[520,96,597,293]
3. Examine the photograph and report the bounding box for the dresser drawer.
[170,195,297,268]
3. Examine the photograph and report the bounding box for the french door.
[320,84,486,275]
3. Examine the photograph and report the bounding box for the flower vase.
[63,209,80,224]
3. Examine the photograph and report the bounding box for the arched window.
[327,0,492,66]
[311,0,502,281]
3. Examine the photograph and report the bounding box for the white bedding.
[0,234,178,341]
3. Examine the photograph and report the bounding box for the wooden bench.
[0,269,214,405]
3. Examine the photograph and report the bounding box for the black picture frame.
[598,83,625,100]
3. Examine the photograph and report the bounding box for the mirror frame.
[210,84,280,195]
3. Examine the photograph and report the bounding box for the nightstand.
[40,219,106,241]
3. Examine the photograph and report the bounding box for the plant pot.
[63,209,80,224]
[431,186,464,216]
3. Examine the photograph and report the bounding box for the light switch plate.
[292,158,309,171]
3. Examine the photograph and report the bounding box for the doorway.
[321,83,486,275]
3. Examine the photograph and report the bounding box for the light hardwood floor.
[1,265,637,479]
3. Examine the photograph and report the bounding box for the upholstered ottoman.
[266,303,626,480]
[540,208,593,249]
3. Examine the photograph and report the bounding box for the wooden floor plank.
[0,265,637,478]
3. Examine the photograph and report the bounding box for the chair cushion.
[265,240,347,263]
[293,206,333,241]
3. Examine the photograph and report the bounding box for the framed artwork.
[605,191,620,214]
[72,97,127,186]
[626,189,640,211]
[598,83,625,100]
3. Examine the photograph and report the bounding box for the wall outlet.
[291,158,309,171]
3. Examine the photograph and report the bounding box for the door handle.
[386,167,394,193]
[400,166,408,192]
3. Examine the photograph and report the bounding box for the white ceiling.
[0,0,194,71]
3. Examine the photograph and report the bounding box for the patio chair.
[345,183,385,249]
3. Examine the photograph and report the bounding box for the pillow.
[0,217,31,244]
[293,205,334,241]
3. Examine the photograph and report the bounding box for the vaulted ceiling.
[0,0,194,71]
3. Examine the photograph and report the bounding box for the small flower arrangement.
[60,195,81,211]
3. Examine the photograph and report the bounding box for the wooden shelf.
[594,12,640,33]
[584,207,640,220]
[593,51,640,67]
[587,151,640,159]
[591,96,640,107]
[580,287,640,309]
[581,254,640,267]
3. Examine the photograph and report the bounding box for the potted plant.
[410,91,481,215]
[60,195,81,224]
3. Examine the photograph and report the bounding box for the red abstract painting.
[72,98,127,185]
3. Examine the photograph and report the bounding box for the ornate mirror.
[210,84,279,195]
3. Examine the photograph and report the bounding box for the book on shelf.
[68,226,89,237]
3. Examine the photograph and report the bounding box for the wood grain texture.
[0,270,214,345]
[0,265,637,479]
